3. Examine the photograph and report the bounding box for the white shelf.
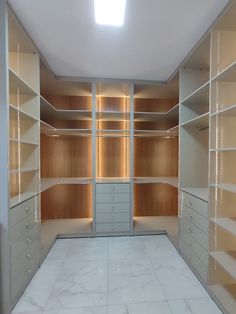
[181,81,210,104]
[134,104,178,122]
[210,251,236,280]
[10,168,38,174]
[41,120,92,136]
[96,111,130,121]
[181,112,209,130]
[9,68,38,96]
[212,184,236,194]
[213,60,236,82]
[41,177,93,192]
[211,218,236,237]
[19,139,38,146]
[134,127,178,137]
[134,177,178,188]
[181,187,209,202]
[10,192,38,208]
[210,148,236,152]
[96,177,131,183]
[40,96,92,121]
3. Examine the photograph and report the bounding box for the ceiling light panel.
[94,0,126,26]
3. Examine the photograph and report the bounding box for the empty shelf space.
[210,251,236,280]
[41,177,93,192]
[215,103,236,116]
[181,187,209,202]
[211,218,236,237]
[41,119,92,136]
[134,105,179,122]
[96,111,130,121]
[96,129,130,137]
[181,112,209,130]
[213,60,236,82]
[134,177,178,188]
[181,81,210,104]
[40,96,92,121]
[9,68,38,96]
[212,184,236,194]
[134,128,178,137]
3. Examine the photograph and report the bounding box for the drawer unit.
[96,212,130,223]
[96,202,130,213]
[96,193,130,204]
[180,216,208,250]
[11,223,39,264]
[182,192,208,217]
[182,204,208,234]
[11,238,39,283]
[96,183,130,194]
[10,211,36,244]
[180,239,208,282]
[96,222,130,233]
[9,196,37,227]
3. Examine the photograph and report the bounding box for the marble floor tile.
[143,235,179,259]
[185,297,222,314]
[108,236,149,261]
[108,259,166,304]
[153,255,208,300]
[108,301,172,314]
[12,260,63,313]
[43,305,107,314]
[45,260,107,310]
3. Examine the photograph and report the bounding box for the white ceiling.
[8,0,229,82]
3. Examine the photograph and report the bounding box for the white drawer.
[180,240,208,282]
[96,183,130,194]
[96,193,130,204]
[11,223,39,264]
[180,228,208,266]
[96,222,130,233]
[96,212,130,223]
[182,204,208,234]
[182,192,208,217]
[11,239,39,283]
[10,211,36,244]
[180,216,208,250]
[96,203,130,213]
[9,196,38,228]
[11,256,38,301]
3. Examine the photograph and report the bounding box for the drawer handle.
[26,269,32,274]
[26,223,30,230]
[189,200,193,206]
[112,186,115,191]
[26,253,31,259]
[26,237,31,243]
[188,227,192,233]
[26,207,30,214]
[189,255,193,260]
[189,214,193,219]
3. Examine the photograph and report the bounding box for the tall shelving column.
[8,9,40,307]
[209,3,236,313]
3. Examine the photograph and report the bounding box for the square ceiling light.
[94,0,126,26]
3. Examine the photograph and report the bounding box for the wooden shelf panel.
[211,218,236,237]
[96,111,130,121]
[210,251,236,281]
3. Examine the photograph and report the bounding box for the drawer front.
[96,183,130,194]
[96,202,130,213]
[180,216,208,250]
[10,211,36,243]
[180,228,208,266]
[180,240,208,282]
[96,212,130,223]
[9,196,37,227]
[182,204,208,234]
[182,192,208,217]
[11,223,39,264]
[96,222,130,233]
[11,256,38,301]
[11,239,39,283]
[96,193,130,204]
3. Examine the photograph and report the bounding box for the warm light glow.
[94,0,126,26]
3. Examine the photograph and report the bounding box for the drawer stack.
[179,191,209,282]
[9,196,40,301]
[96,183,131,234]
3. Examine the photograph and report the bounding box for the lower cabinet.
[95,183,131,234]
[179,191,209,282]
[9,196,40,303]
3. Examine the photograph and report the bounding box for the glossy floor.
[12,235,222,314]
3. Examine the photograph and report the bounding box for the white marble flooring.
[12,235,222,314]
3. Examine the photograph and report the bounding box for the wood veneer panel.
[41,184,92,219]
[134,137,178,177]
[96,137,129,177]
[134,98,178,112]
[96,121,129,130]
[43,119,91,129]
[134,183,178,216]
[96,97,129,112]
[42,95,92,110]
[134,120,177,130]
[41,135,92,177]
